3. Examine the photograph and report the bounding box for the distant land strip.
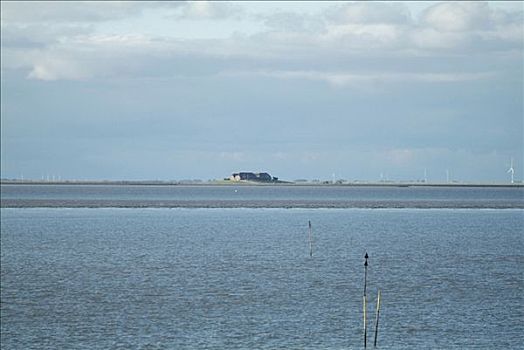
[1,180,522,188]
[2,199,523,209]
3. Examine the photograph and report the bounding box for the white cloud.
[323,22,409,50]
[27,56,88,81]
[420,2,492,32]
[410,28,467,50]
[414,2,524,51]
[169,1,244,20]
[325,2,411,25]
[21,37,157,81]
[221,70,496,87]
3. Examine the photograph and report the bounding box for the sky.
[1,1,523,183]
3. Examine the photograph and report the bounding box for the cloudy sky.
[1,1,522,182]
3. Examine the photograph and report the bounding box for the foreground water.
[1,206,523,349]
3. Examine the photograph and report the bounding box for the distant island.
[227,172,282,183]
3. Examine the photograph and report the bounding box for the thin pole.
[364,252,369,348]
[373,290,381,347]
[363,295,367,348]
[308,220,313,257]
[364,252,368,296]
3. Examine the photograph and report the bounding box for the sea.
[1,184,523,349]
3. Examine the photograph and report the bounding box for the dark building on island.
[230,172,278,182]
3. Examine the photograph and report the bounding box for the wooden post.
[373,290,381,347]
[308,220,313,257]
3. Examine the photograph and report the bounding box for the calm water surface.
[1,186,523,349]
[1,207,523,349]
[1,184,523,208]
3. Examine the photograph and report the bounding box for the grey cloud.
[256,11,326,33]
[0,1,178,24]
[2,2,522,83]
[0,23,94,49]
[247,2,522,60]
[0,2,174,50]
[4,35,263,81]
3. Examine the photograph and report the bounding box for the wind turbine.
[507,158,515,184]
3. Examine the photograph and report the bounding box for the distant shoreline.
[1,180,522,188]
